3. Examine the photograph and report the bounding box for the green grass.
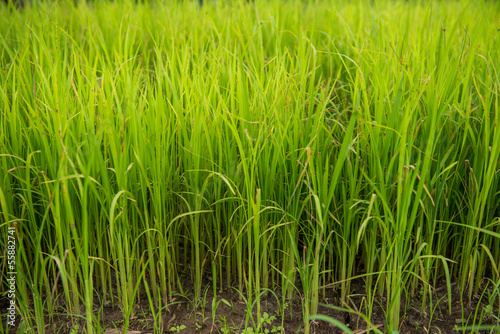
[0,0,499,333]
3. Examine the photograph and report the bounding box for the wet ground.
[4,275,499,333]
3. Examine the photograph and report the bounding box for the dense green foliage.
[1,0,499,332]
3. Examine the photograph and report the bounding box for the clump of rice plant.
[0,0,499,333]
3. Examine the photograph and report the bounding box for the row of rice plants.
[1,0,499,332]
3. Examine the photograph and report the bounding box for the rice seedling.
[0,0,499,333]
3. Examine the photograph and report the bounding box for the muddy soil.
[3,275,499,334]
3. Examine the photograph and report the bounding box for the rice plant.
[0,0,499,333]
